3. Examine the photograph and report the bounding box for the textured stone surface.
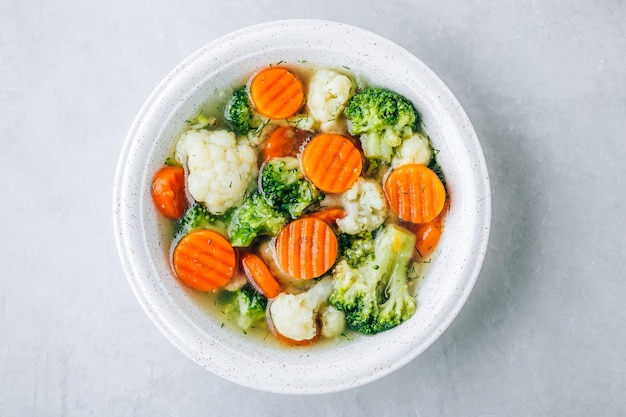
[1,1,625,415]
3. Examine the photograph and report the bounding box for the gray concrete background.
[1,1,624,415]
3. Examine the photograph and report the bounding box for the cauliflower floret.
[336,177,389,234]
[175,129,257,215]
[391,132,432,168]
[269,277,334,342]
[319,304,346,338]
[307,68,355,133]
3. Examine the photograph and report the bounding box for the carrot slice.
[249,67,304,119]
[172,229,236,292]
[301,133,363,193]
[262,126,311,161]
[151,165,188,219]
[241,253,282,299]
[414,199,449,258]
[263,126,294,161]
[307,208,346,225]
[274,217,338,280]
[384,163,446,224]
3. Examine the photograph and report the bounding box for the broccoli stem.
[330,224,418,335]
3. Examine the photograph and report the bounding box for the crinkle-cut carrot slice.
[249,67,304,119]
[172,229,236,291]
[274,217,338,280]
[384,163,446,224]
[301,133,363,194]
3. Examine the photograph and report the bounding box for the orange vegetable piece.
[414,200,449,258]
[384,164,446,224]
[151,165,188,219]
[172,229,236,292]
[263,126,294,161]
[307,208,346,225]
[274,217,338,280]
[301,133,363,193]
[241,253,282,299]
[249,67,304,119]
[262,126,310,161]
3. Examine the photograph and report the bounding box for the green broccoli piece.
[329,224,417,335]
[218,285,268,330]
[344,87,419,162]
[375,243,419,333]
[260,157,324,219]
[337,231,376,269]
[224,87,264,135]
[227,192,288,247]
[176,203,219,235]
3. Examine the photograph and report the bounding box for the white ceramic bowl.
[113,19,491,394]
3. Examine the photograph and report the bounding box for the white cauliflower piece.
[336,177,389,234]
[319,304,346,338]
[269,277,334,342]
[175,129,257,215]
[307,68,355,133]
[391,132,432,168]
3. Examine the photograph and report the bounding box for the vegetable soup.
[151,63,447,346]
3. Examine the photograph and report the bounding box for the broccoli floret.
[224,87,264,135]
[337,230,376,268]
[227,192,288,247]
[329,224,417,334]
[260,157,324,219]
[218,285,268,330]
[374,236,419,333]
[345,87,418,136]
[344,87,419,162]
[176,203,219,235]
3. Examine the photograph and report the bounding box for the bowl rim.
[113,18,491,394]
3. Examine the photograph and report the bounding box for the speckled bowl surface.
[113,19,491,394]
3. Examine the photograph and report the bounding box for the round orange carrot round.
[172,229,236,292]
[241,253,282,299]
[274,217,338,280]
[307,208,346,225]
[415,222,443,259]
[249,67,304,119]
[301,133,363,193]
[151,165,188,219]
[262,126,310,161]
[384,163,446,224]
[414,199,449,258]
